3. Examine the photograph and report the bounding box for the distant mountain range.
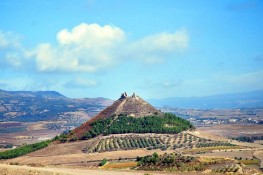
[148,90,263,109]
[0,89,65,98]
[0,89,113,124]
[1,89,263,124]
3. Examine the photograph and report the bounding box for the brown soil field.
[197,124,263,138]
[186,130,228,141]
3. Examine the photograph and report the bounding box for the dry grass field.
[101,161,137,169]
[194,150,254,159]
[4,149,174,166]
[182,146,242,154]
[186,130,228,142]
[0,163,208,175]
[0,121,63,146]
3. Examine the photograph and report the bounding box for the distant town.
[159,107,263,126]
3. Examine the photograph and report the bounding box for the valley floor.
[1,130,263,175]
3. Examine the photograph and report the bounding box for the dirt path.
[115,99,126,114]
[0,163,202,175]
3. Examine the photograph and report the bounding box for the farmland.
[1,129,262,174]
[197,124,263,138]
[0,121,63,147]
[101,161,137,169]
[84,132,237,154]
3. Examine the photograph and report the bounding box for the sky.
[0,0,263,99]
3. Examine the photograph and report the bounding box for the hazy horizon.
[0,0,263,99]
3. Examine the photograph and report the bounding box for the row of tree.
[196,142,234,148]
[234,135,263,143]
[91,136,165,153]
[0,140,51,159]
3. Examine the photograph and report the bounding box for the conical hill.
[73,93,163,137]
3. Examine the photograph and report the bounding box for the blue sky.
[0,0,263,99]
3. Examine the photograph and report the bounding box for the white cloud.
[33,23,126,72]
[57,23,125,47]
[129,29,189,64]
[134,30,189,52]
[32,24,189,72]
[1,23,190,72]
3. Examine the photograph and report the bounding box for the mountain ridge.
[0,89,66,98]
[148,90,263,109]
[0,89,113,123]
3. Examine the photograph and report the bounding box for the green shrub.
[100,158,107,166]
[81,113,194,140]
[0,140,51,159]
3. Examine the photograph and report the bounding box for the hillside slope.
[0,89,113,123]
[73,93,163,138]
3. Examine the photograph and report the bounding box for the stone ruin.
[120,92,128,99]
[120,92,138,99]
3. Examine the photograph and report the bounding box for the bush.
[100,158,107,166]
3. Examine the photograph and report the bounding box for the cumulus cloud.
[128,29,189,64]
[57,23,125,47]
[32,23,126,72]
[32,23,189,72]
[1,23,190,72]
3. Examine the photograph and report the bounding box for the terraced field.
[83,133,237,153]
